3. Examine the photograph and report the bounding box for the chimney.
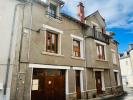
[77,2,85,22]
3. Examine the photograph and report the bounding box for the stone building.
[9,0,123,100]
[120,44,133,87]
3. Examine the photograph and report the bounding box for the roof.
[85,10,106,26]
[113,40,119,45]
[85,10,104,20]
[60,13,89,27]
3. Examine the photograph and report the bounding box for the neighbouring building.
[8,0,123,100]
[0,0,21,100]
[120,44,133,87]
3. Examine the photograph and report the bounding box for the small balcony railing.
[45,11,62,21]
[87,28,110,44]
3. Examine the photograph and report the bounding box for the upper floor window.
[73,39,80,57]
[49,3,57,18]
[71,35,84,59]
[96,43,105,60]
[112,52,117,64]
[46,31,58,53]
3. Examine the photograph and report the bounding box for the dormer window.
[49,3,57,18]
[45,2,62,21]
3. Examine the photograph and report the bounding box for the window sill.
[96,59,108,62]
[71,56,85,60]
[41,51,64,57]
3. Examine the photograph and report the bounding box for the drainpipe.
[109,68,113,94]
[82,26,88,99]
[84,37,88,99]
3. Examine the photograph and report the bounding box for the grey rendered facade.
[9,0,123,100]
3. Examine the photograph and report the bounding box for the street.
[107,86,133,100]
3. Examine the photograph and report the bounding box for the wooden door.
[31,69,45,100]
[76,70,81,99]
[44,69,65,100]
[95,71,103,94]
[31,69,65,100]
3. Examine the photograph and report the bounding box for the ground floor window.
[114,72,120,86]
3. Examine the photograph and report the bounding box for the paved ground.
[106,86,133,100]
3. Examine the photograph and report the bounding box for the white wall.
[0,0,18,99]
[120,57,133,87]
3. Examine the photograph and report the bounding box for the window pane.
[96,43,105,60]
[46,31,58,53]
[45,69,62,76]
[50,3,57,18]
[73,39,80,57]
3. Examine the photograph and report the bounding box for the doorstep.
[79,92,125,100]
[88,95,114,100]
[79,94,114,100]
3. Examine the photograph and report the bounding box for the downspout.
[3,2,28,95]
[84,37,88,99]
[109,68,113,94]
[82,26,88,99]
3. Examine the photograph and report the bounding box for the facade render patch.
[9,0,123,100]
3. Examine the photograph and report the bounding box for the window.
[71,35,84,59]
[112,52,117,64]
[46,31,58,53]
[73,39,81,57]
[114,71,120,86]
[96,43,105,60]
[45,69,65,76]
[114,72,118,85]
[49,3,57,18]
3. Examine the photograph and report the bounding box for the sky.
[61,0,133,53]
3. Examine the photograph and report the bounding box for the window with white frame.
[112,51,117,64]
[49,3,57,18]
[73,39,80,57]
[46,31,58,53]
[43,25,63,54]
[71,35,84,58]
[96,43,106,60]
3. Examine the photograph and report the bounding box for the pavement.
[80,86,133,100]
[106,86,133,100]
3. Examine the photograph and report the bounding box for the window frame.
[73,39,81,57]
[46,31,58,53]
[49,3,57,18]
[113,70,121,86]
[71,34,84,59]
[111,49,117,64]
[43,25,63,55]
[95,40,106,60]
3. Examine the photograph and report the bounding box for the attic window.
[45,3,62,21]
[49,3,57,18]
